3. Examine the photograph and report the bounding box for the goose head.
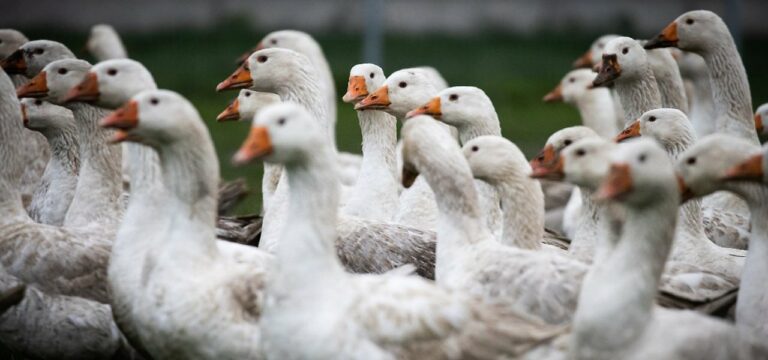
[1,40,74,78]
[217,89,281,122]
[406,86,497,130]
[544,69,599,103]
[597,138,677,207]
[64,59,156,109]
[573,34,620,68]
[342,63,386,104]
[85,24,126,60]
[100,89,203,147]
[645,10,729,52]
[218,48,313,94]
[0,29,28,60]
[19,98,75,134]
[462,135,530,185]
[355,68,437,119]
[530,126,599,179]
[237,30,320,65]
[675,134,759,200]
[231,102,324,166]
[754,103,767,135]
[559,137,615,191]
[721,144,768,184]
[615,108,694,153]
[593,37,648,87]
[17,59,91,104]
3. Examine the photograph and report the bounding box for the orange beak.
[1,49,26,75]
[406,97,441,119]
[216,98,241,122]
[20,103,29,127]
[355,85,390,111]
[645,21,679,49]
[216,65,253,92]
[572,49,593,69]
[595,163,633,200]
[232,126,272,166]
[593,54,621,87]
[100,100,139,143]
[529,145,565,180]
[342,76,368,103]
[543,83,564,103]
[677,175,695,203]
[722,153,764,183]
[63,72,100,103]
[16,71,48,98]
[615,120,641,142]
[755,113,763,134]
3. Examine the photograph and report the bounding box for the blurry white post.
[363,0,384,66]
[724,0,743,52]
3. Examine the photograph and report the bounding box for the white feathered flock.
[0,9,767,360]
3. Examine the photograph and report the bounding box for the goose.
[85,24,127,61]
[755,102,767,136]
[231,102,565,359]
[401,115,586,325]
[573,34,626,130]
[217,89,283,214]
[593,36,661,124]
[615,109,745,277]
[0,40,75,79]
[406,86,503,238]
[723,143,768,184]
[544,69,619,138]
[676,134,768,338]
[646,10,759,144]
[100,89,272,359]
[645,47,689,113]
[340,63,400,221]
[0,30,28,63]
[20,98,79,226]
[221,50,436,278]
[569,138,766,360]
[17,58,124,231]
[678,51,716,137]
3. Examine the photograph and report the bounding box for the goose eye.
[398,82,407,88]
[57,68,68,75]
[449,94,459,101]
[648,116,657,122]
[369,72,375,79]
[34,48,44,55]
[563,139,572,146]
[257,56,268,63]
[568,78,575,83]
[34,100,42,106]
[150,98,159,105]
[638,154,647,162]
[244,91,251,97]
[686,19,694,25]
[471,145,479,152]
[277,118,286,126]
[686,157,697,165]
[107,68,118,76]
[598,43,604,49]
[575,149,586,157]
[622,47,629,55]
[270,39,277,45]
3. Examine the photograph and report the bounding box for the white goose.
[645,47,689,113]
[677,134,768,340]
[85,24,127,61]
[616,108,747,272]
[573,34,625,130]
[20,98,79,226]
[402,115,586,325]
[100,89,271,359]
[678,51,715,137]
[232,102,564,359]
[544,69,618,138]
[569,138,766,360]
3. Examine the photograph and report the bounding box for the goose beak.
[100,100,139,143]
[592,54,620,87]
[645,21,679,49]
[216,98,241,122]
[0,49,26,75]
[615,120,641,142]
[543,83,563,103]
[232,126,272,166]
[676,175,695,203]
[721,154,763,183]
[595,163,632,201]
[16,71,48,98]
[572,50,593,69]
[755,113,763,134]
[20,103,29,128]
[530,145,564,180]
[63,72,100,103]
[342,76,368,103]
[402,163,419,188]
[216,65,252,92]
[406,97,441,119]
[355,85,390,111]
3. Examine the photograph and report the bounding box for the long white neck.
[573,193,677,354]
[63,102,123,228]
[496,177,544,250]
[30,124,80,225]
[342,109,398,221]
[570,187,600,262]
[687,75,716,137]
[733,184,768,339]
[575,89,619,139]
[614,67,662,125]
[456,112,501,145]
[0,73,29,224]
[700,40,759,144]
[648,50,689,113]
[280,146,346,287]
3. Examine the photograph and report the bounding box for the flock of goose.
[0,8,767,360]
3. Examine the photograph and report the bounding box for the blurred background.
[4,0,768,213]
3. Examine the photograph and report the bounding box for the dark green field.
[21,24,768,213]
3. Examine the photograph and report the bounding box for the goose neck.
[456,114,501,145]
[614,67,662,125]
[358,109,397,177]
[575,90,618,138]
[45,126,80,177]
[496,178,544,250]
[735,187,768,338]
[276,68,334,149]
[0,75,27,222]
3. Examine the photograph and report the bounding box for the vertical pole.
[363,0,384,66]
[724,0,743,52]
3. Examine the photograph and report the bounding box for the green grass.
[21,25,768,213]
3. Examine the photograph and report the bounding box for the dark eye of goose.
[563,139,572,146]
[449,94,459,101]
[471,145,479,152]
[568,78,575,83]
[622,47,629,55]
[398,81,407,88]
[369,72,375,79]
[257,55,268,63]
[277,118,286,126]
[686,18,694,25]
[270,39,277,45]
[34,48,43,55]
[107,68,118,76]
[58,68,68,75]
[150,98,159,105]
[575,149,586,157]
[34,99,42,106]
[638,154,647,163]
[244,91,251,97]
[648,116,656,122]
[686,157,697,165]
